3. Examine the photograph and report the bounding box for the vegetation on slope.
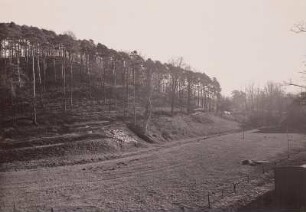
[0,22,222,135]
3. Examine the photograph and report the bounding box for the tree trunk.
[144,69,153,134]
[133,66,136,125]
[100,58,103,102]
[37,54,44,108]
[16,53,21,87]
[62,59,66,112]
[70,59,73,107]
[187,78,191,114]
[204,90,207,112]
[113,61,117,109]
[32,51,37,125]
[0,40,2,58]
[43,56,47,92]
[103,61,106,104]
[53,57,56,82]
[170,75,176,115]
[197,85,200,107]
[10,81,16,125]
[87,54,91,98]
[26,45,29,63]
[201,88,204,108]
[37,54,42,85]
[124,63,129,118]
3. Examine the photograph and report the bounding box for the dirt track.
[0,131,305,212]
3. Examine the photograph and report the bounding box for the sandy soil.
[0,131,305,212]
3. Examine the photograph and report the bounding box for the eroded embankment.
[0,112,240,171]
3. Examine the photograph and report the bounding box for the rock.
[242,159,269,166]
[242,160,253,165]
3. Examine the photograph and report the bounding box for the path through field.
[0,131,305,211]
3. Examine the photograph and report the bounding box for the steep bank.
[0,110,240,171]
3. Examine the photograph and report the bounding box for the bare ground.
[0,112,240,171]
[0,131,305,212]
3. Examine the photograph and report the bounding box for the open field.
[0,131,305,211]
[1,5,306,212]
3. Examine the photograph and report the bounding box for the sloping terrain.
[0,131,305,211]
[0,100,240,171]
[149,111,240,141]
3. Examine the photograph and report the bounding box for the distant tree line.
[224,82,306,130]
[217,22,306,130]
[0,22,221,130]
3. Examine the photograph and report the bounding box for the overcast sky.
[1,0,306,95]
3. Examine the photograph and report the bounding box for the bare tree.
[291,22,306,33]
[143,59,154,134]
[169,57,184,115]
[0,23,220,128]
[32,49,37,125]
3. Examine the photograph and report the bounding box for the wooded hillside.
[0,22,221,129]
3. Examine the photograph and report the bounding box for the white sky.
[1,0,306,95]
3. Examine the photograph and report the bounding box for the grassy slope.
[149,112,240,142]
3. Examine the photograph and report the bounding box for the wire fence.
[10,132,306,211]
[205,146,305,209]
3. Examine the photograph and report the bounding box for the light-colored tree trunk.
[199,87,201,108]
[103,60,106,104]
[0,40,2,58]
[99,58,103,102]
[124,62,129,118]
[53,57,56,82]
[37,52,42,85]
[133,66,136,125]
[62,59,66,112]
[113,61,117,108]
[26,45,29,63]
[16,55,21,87]
[144,69,153,134]
[87,54,92,98]
[70,58,73,107]
[43,57,47,91]
[170,75,177,115]
[32,50,37,125]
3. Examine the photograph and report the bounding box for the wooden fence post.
[207,192,211,209]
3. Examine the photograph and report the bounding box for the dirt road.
[0,131,305,211]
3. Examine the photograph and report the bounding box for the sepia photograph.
[0,0,306,211]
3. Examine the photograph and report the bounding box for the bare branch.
[289,83,306,89]
[291,22,306,33]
